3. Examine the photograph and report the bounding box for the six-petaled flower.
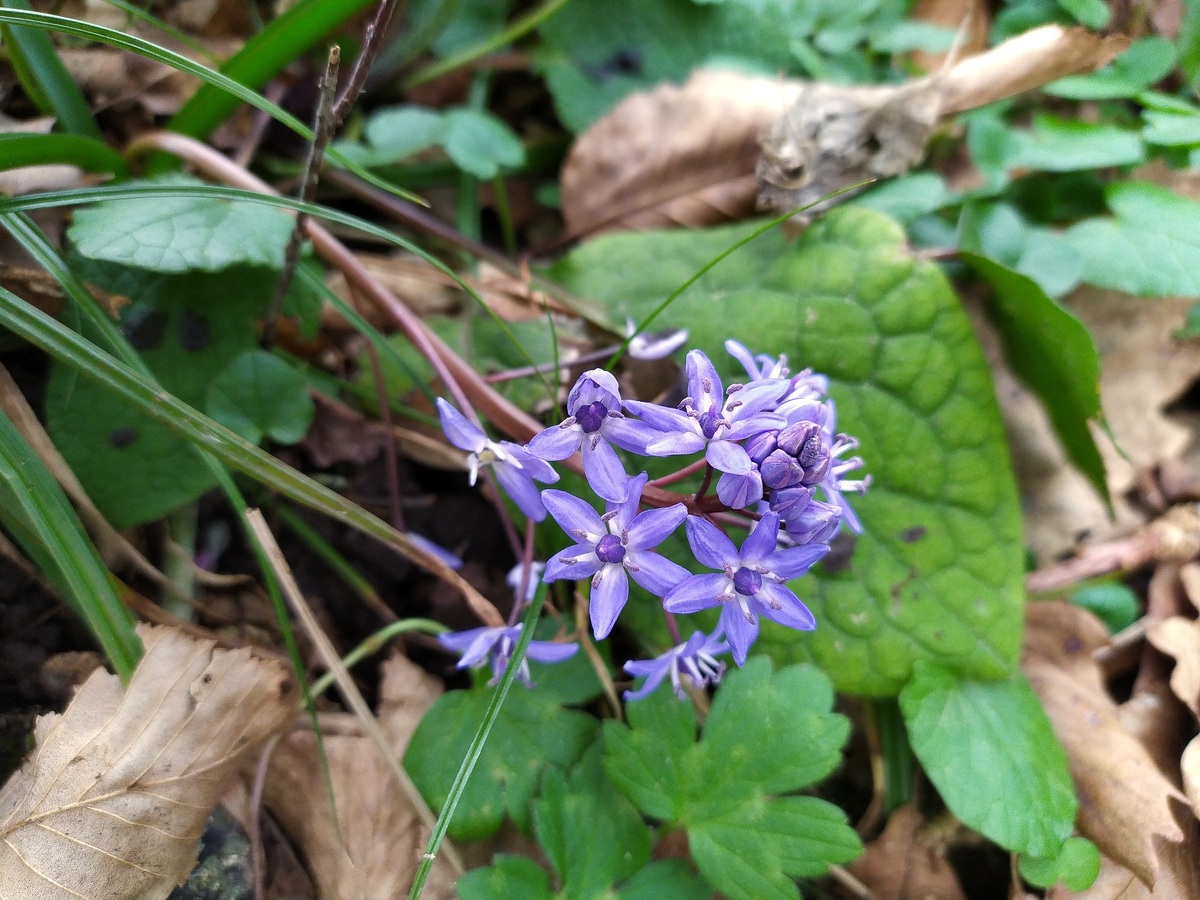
[624,630,730,701]
[439,623,578,687]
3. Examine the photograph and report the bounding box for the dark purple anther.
[596,533,627,564]
[732,566,762,596]
[698,409,724,440]
[576,400,609,434]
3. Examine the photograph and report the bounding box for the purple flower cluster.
[435,341,868,699]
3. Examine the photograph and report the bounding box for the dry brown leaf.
[1022,602,1188,887]
[847,804,966,900]
[560,70,803,237]
[0,625,294,900]
[1182,736,1200,820]
[262,654,456,900]
[906,0,990,72]
[1147,617,1200,720]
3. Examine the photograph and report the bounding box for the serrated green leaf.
[537,0,802,131]
[205,350,314,445]
[547,209,1024,695]
[405,686,597,839]
[615,860,710,900]
[605,660,859,900]
[899,663,1076,857]
[457,855,555,900]
[1069,582,1139,633]
[534,743,652,898]
[68,177,292,273]
[1064,181,1200,297]
[1046,37,1177,99]
[958,252,1109,509]
[1019,836,1101,891]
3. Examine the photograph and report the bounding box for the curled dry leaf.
[847,804,966,900]
[0,625,294,900]
[1022,602,1188,888]
[1147,616,1200,720]
[560,69,802,238]
[261,654,457,900]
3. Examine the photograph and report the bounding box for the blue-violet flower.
[664,512,827,665]
[543,473,689,639]
[437,398,558,520]
[439,623,577,687]
[624,630,730,701]
[526,369,658,502]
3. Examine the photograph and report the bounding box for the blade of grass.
[0,411,139,679]
[0,0,100,138]
[0,133,129,178]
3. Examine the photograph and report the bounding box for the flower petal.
[590,565,630,639]
[545,544,602,582]
[542,490,605,538]
[767,542,830,579]
[436,398,486,453]
[684,516,738,569]
[627,551,692,597]
[626,503,688,550]
[623,399,693,434]
[526,422,583,460]
[603,415,661,454]
[526,640,579,664]
[686,349,723,414]
[501,443,559,483]
[623,655,672,701]
[706,439,752,475]
[755,581,816,631]
[725,339,760,380]
[723,412,786,442]
[740,512,782,563]
[439,626,502,668]
[720,603,759,666]
[581,436,629,502]
[646,431,707,457]
[493,460,548,520]
[664,573,729,613]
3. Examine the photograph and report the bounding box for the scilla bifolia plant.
[436,340,868,698]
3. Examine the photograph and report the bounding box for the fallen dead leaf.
[0,625,294,900]
[906,0,990,73]
[847,804,966,900]
[1147,616,1200,720]
[1022,602,1188,887]
[1182,736,1200,821]
[261,653,457,900]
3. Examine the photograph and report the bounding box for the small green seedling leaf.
[959,251,1109,509]
[441,108,526,178]
[1019,836,1102,891]
[405,684,598,839]
[534,743,653,898]
[458,855,555,900]
[549,209,1025,695]
[205,350,314,445]
[1001,115,1145,173]
[69,176,292,273]
[958,202,1082,298]
[899,663,1077,858]
[1065,181,1200,297]
[615,861,711,900]
[605,660,860,900]
[1070,583,1139,633]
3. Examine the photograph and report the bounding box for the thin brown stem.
[332,0,405,129]
[366,339,406,532]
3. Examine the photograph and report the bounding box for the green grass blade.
[0,412,139,679]
[0,133,129,177]
[0,0,100,138]
[167,0,376,142]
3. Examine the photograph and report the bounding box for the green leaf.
[1056,0,1108,28]
[68,177,293,273]
[405,685,598,839]
[458,855,555,900]
[534,743,653,898]
[548,209,1025,695]
[1002,115,1145,173]
[1064,181,1200,296]
[1046,37,1177,99]
[339,105,446,166]
[899,663,1076,857]
[205,350,315,445]
[605,660,860,900]
[959,202,1082,298]
[615,860,711,900]
[959,252,1109,509]
[1069,582,1139,633]
[0,133,127,177]
[45,261,278,527]
[851,173,956,224]
[1143,108,1200,147]
[441,108,526,178]
[1019,836,1101,891]
[537,0,802,131]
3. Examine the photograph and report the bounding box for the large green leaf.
[547,209,1024,695]
[899,662,1077,857]
[1065,181,1200,297]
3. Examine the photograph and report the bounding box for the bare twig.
[332,0,405,129]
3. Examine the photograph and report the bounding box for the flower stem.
[694,464,714,502]
[649,457,708,488]
[663,610,683,644]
